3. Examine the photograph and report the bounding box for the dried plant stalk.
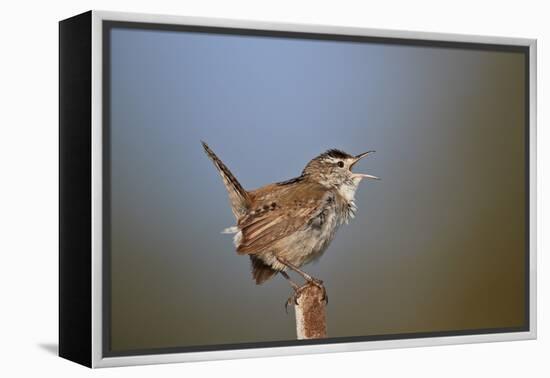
[294,284,327,339]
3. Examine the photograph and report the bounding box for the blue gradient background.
[108,28,526,351]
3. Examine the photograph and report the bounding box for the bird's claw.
[312,279,328,304]
[285,285,307,313]
[284,280,328,313]
[309,279,328,304]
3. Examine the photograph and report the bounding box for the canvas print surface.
[104,24,528,354]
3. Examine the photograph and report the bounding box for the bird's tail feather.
[201,141,251,219]
[250,256,278,284]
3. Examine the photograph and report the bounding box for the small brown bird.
[202,142,378,305]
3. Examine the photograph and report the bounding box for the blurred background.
[108,26,526,352]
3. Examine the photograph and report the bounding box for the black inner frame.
[102,20,530,358]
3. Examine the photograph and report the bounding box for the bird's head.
[302,149,379,201]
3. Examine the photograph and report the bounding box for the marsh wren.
[202,142,378,306]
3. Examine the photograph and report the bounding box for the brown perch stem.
[294,283,327,339]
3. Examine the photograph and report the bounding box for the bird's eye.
[337,161,344,168]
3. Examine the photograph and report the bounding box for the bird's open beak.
[350,151,379,180]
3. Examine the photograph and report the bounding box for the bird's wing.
[236,183,329,255]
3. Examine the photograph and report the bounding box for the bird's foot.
[284,280,328,313]
[307,278,328,304]
[285,284,308,313]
